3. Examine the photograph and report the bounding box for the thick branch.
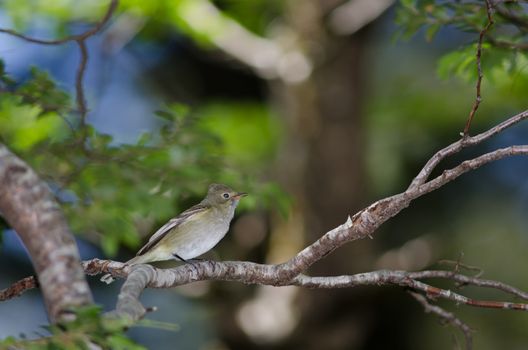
[0,144,92,322]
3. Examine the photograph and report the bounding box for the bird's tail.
[100,254,150,284]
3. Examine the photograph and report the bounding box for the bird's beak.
[233,192,248,199]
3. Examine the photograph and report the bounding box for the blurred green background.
[1,0,528,349]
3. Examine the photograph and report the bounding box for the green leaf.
[425,23,441,42]
[437,46,476,81]
[107,334,146,350]
[17,67,71,114]
[154,109,175,121]
[101,234,119,256]
[400,0,416,8]
[0,95,67,151]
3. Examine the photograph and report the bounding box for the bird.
[101,183,247,283]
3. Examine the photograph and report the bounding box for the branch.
[75,39,89,126]
[409,109,528,188]
[0,0,119,130]
[463,0,495,135]
[0,144,92,323]
[486,36,528,50]
[409,291,473,350]
[407,270,528,300]
[6,257,528,322]
[415,145,528,197]
[34,260,528,320]
[0,0,118,45]
[0,275,37,301]
[494,4,528,32]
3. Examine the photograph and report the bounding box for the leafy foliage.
[0,305,145,350]
[368,2,528,194]
[0,63,283,256]
[396,1,528,86]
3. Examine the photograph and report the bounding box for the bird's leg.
[173,253,201,275]
[172,253,187,262]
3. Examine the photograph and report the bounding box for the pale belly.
[158,215,230,260]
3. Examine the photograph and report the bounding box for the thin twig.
[437,258,484,278]
[463,0,495,136]
[486,37,528,50]
[75,40,89,128]
[409,291,473,350]
[0,275,37,301]
[408,270,528,300]
[415,145,528,198]
[409,109,528,189]
[0,0,118,45]
[0,0,118,132]
[494,3,528,32]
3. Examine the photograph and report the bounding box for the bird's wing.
[136,204,208,256]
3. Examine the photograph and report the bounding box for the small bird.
[101,183,247,283]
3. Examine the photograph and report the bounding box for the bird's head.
[205,183,247,208]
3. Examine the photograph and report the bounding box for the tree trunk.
[0,144,93,323]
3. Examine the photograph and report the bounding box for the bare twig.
[486,37,528,50]
[437,257,484,278]
[494,4,528,32]
[463,0,495,136]
[0,275,37,301]
[0,0,119,131]
[409,291,473,350]
[408,270,528,300]
[415,145,528,197]
[409,109,528,188]
[0,0,118,45]
[75,40,89,126]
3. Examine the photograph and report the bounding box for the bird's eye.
[222,193,230,199]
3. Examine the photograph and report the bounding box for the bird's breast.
[167,211,233,260]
